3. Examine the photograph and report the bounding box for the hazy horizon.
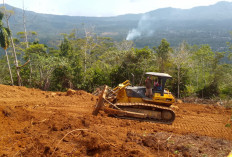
[1,0,232,17]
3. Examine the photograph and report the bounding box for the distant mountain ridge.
[147,1,232,20]
[1,1,232,51]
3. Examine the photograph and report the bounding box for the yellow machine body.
[115,80,175,107]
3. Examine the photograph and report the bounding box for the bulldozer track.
[115,102,174,111]
[111,115,174,125]
[110,102,176,124]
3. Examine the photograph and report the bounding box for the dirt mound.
[0,84,231,156]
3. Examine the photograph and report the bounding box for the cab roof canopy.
[145,72,172,78]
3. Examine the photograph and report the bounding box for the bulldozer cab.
[124,72,172,99]
[145,72,172,96]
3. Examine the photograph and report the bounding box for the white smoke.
[126,29,141,40]
[126,13,154,40]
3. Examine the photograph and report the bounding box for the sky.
[1,0,232,17]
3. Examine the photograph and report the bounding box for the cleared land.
[0,84,231,156]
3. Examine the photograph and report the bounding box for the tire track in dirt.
[30,97,232,141]
[169,106,232,140]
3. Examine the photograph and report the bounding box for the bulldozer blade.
[92,85,108,116]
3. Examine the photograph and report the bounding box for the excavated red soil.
[0,84,231,157]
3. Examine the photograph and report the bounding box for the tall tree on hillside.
[22,0,29,48]
[82,25,98,75]
[21,0,33,86]
[1,1,22,86]
[153,39,172,72]
[191,45,214,98]
[170,41,191,98]
[0,11,13,85]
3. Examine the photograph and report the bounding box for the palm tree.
[0,12,14,85]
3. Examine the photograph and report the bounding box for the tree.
[82,25,97,75]
[16,31,38,47]
[153,39,172,72]
[21,0,33,85]
[59,37,73,57]
[135,46,155,85]
[1,2,22,86]
[100,40,133,67]
[22,43,67,90]
[0,11,13,85]
[49,34,84,91]
[170,41,191,98]
[22,0,29,49]
[110,46,155,87]
[221,32,232,97]
[191,45,214,98]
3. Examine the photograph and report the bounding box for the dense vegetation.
[0,5,232,100]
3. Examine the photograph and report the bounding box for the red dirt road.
[0,84,231,156]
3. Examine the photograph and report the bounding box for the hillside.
[1,1,232,50]
[132,1,232,50]
[0,84,231,156]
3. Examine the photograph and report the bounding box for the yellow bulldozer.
[92,72,176,124]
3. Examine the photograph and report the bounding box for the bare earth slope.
[0,84,231,156]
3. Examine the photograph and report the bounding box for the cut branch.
[17,59,30,69]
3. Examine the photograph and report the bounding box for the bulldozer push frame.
[92,72,176,124]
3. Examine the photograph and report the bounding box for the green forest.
[0,9,232,100]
